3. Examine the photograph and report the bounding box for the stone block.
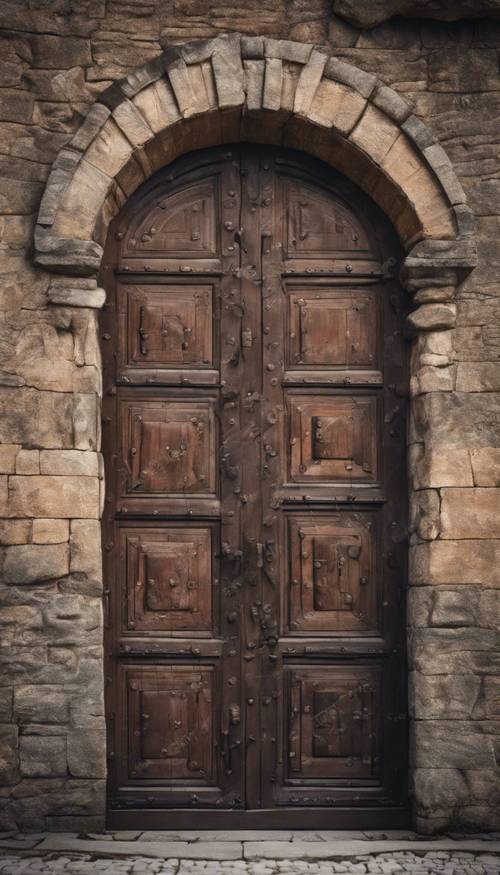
[308,78,366,134]
[263,57,282,112]
[412,721,496,769]
[85,118,132,180]
[408,303,456,331]
[324,56,377,98]
[67,725,106,778]
[409,672,482,719]
[0,726,19,785]
[3,543,69,584]
[112,98,154,148]
[411,364,455,396]
[414,449,473,489]
[244,60,265,111]
[294,49,328,116]
[0,445,19,474]
[411,539,500,585]
[412,768,469,814]
[30,34,91,69]
[457,363,500,393]
[32,519,69,545]
[211,35,245,109]
[34,228,104,276]
[15,450,40,475]
[133,79,181,135]
[70,519,102,581]
[52,158,112,242]
[19,735,67,778]
[372,83,412,123]
[14,686,69,724]
[429,588,479,628]
[39,450,99,477]
[441,488,500,539]
[411,392,500,450]
[410,489,440,540]
[471,448,500,487]
[0,519,31,546]
[350,105,400,165]
[0,687,12,722]
[48,285,106,309]
[70,104,111,153]
[8,476,99,519]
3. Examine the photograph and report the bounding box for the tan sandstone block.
[32,519,70,544]
[411,539,500,586]
[243,59,265,111]
[85,118,133,179]
[8,476,99,519]
[281,61,301,112]
[15,450,40,475]
[188,61,218,113]
[470,448,500,486]
[0,519,31,545]
[70,519,102,581]
[112,99,154,149]
[381,133,423,190]
[414,449,473,488]
[456,362,500,393]
[441,487,500,539]
[0,444,20,474]
[307,79,366,134]
[133,78,181,134]
[39,450,99,477]
[3,543,69,584]
[52,158,112,241]
[350,105,400,165]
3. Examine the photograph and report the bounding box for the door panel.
[102,145,408,827]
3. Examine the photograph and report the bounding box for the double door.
[102,145,408,827]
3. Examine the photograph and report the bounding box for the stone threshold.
[1,832,500,862]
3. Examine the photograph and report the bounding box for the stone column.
[403,239,500,834]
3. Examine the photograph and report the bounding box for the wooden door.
[102,145,408,828]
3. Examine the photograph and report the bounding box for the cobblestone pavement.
[1,852,500,874]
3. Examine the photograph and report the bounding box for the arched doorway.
[101,144,408,828]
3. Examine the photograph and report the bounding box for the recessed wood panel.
[287,514,376,634]
[122,180,217,257]
[121,526,214,633]
[286,666,381,781]
[285,180,373,259]
[125,666,215,781]
[120,398,216,497]
[122,285,213,369]
[288,394,378,482]
[288,289,378,369]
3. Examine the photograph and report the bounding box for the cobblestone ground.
[1,854,500,874]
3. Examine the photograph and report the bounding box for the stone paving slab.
[243,840,500,860]
[138,831,293,842]
[37,837,243,860]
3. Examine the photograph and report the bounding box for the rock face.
[0,0,499,839]
[333,0,500,29]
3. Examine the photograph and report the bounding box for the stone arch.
[32,33,479,832]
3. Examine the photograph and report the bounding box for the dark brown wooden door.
[102,145,408,828]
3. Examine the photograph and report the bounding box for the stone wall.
[0,0,499,834]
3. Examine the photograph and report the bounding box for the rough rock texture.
[333,1,500,29]
[0,0,498,837]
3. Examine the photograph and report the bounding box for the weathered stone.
[32,519,69,545]
[67,725,106,778]
[34,229,104,276]
[3,543,69,584]
[19,735,67,778]
[0,520,31,546]
[408,303,456,331]
[332,0,500,28]
[471,448,500,487]
[412,768,469,815]
[0,445,19,475]
[244,60,265,111]
[308,78,366,134]
[456,362,500,392]
[411,539,500,586]
[294,49,328,116]
[14,686,69,724]
[372,83,412,123]
[413,449,474,489]
[15,450,40,475]
[211,35,245,109]
[133,78,181,135]
[350,105,400,165]
[39,450,99,478]
[410,489,440,541]
[409,672,482,719]
[8,476,99,520]
[0,726,19,786]
[69,104,111,153]
[70,519,102,581]
[262,58,282,112]
[411,393,500,450]
[324,56,377,98]
[47,286,106,309]
[412,721,497,769]
[441,488,500,539]
[30,34,92,69]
